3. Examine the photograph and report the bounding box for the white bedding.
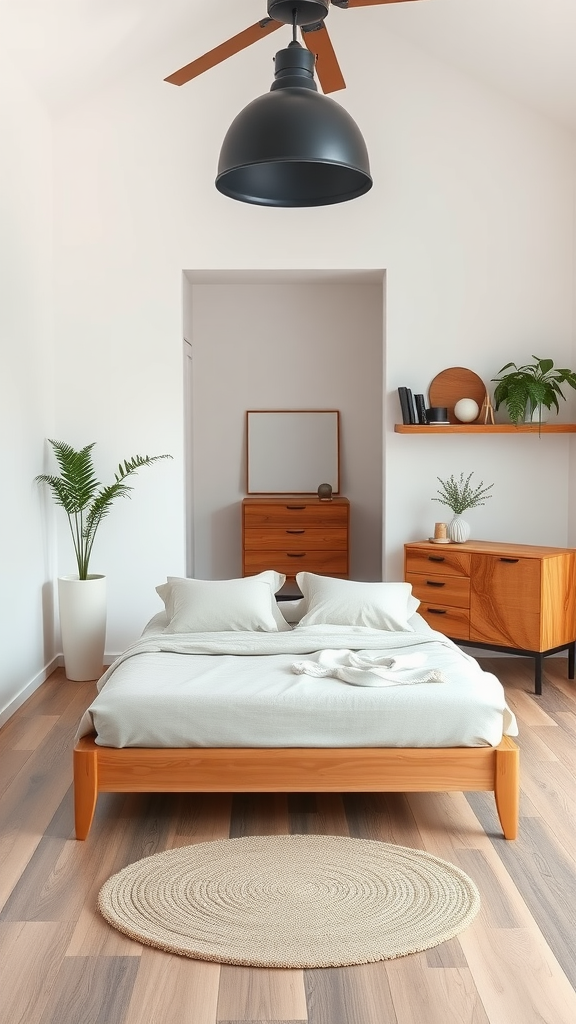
[77,614,517,749]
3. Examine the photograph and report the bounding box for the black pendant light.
[215,9,372,208]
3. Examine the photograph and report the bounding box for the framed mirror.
[246,410,340,494]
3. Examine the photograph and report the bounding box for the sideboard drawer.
[416,604,470,640]
[406,572,470,609]
[405,548,471,577]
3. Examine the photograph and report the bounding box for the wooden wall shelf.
[394,423,576,434]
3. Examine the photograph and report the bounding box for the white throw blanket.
[292,649,445,687]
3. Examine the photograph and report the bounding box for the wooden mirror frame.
[246,409,340,494]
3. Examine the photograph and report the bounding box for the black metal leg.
[569,642,575,680]
[534,653,543,695]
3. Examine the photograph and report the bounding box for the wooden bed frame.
[73,734,519,840]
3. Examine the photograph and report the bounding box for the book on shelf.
[405,388,417,424]
[397,387,414,424]
[414,393,427,425]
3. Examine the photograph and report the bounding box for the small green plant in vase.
[432,472,494,543]
[492,356,576,431]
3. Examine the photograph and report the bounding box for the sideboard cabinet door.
[469,554,541,650]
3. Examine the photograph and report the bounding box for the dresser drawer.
[405,547,471,577]
[406,572,470,609]
[244,528,348,551]
[416,604,470,641]
[244,503,349,528]
[244,550,348,578]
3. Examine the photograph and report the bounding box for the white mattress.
[77,614,517,749]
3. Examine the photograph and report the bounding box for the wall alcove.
[183,269,385,582]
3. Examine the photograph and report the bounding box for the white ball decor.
[454,398,480,423]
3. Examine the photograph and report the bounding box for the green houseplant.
[36,440,172,680]
[432,472,493,543]
[36,439,172,579]
[492,356,576,428]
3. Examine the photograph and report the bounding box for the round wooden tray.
[428,367,487,423]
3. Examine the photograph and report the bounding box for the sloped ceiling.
[1,0,576,132]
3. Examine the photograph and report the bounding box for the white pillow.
[156,571,291,633]
[295,573,418,631]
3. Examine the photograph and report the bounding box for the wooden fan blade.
[164,18,283,86]
[341,1,425,8]
[301,23,346,93]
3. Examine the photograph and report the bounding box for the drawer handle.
[428,555,445,562]
[426,608,447,615]
[286,505,306,510]
[500,557,519,563]
[286,529,305,534]
[287,552,306,558]
[426,580,445,587]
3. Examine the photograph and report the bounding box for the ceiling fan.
[164,0,425,95]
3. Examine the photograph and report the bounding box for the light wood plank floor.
[1,659,575,1024]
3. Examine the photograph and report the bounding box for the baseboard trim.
[0,656,61,729]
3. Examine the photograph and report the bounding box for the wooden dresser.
[242,496,349,580]
[404,539,576,694]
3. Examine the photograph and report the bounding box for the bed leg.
[494,738,519,840]
[73,743,98,840]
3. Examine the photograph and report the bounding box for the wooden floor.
[1,659,575,1024]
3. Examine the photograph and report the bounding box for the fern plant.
[432,472,494,515]
[492,356,576,426]
[36,440,172,579]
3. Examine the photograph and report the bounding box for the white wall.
[45,26,576,655]
[0,50,55,724]
[184,277,383,581]
[382,50,576,576]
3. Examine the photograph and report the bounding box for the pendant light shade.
[215,43,372,207]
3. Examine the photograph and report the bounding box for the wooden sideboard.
[242,496,349,580]
[405,539,576,694]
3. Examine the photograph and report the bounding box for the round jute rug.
[98,834,480,968]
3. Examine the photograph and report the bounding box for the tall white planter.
[58,574,107,681]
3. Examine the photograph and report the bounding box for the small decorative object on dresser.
[317,482,333,501]
[431,521,449,543]
[432,472,494,544]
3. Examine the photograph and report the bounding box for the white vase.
[58,574,107,680]
[448,516,471,543]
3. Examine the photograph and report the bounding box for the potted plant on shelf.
[432,471,494,543]
[36,440,172,680]
[491,356,576,431]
